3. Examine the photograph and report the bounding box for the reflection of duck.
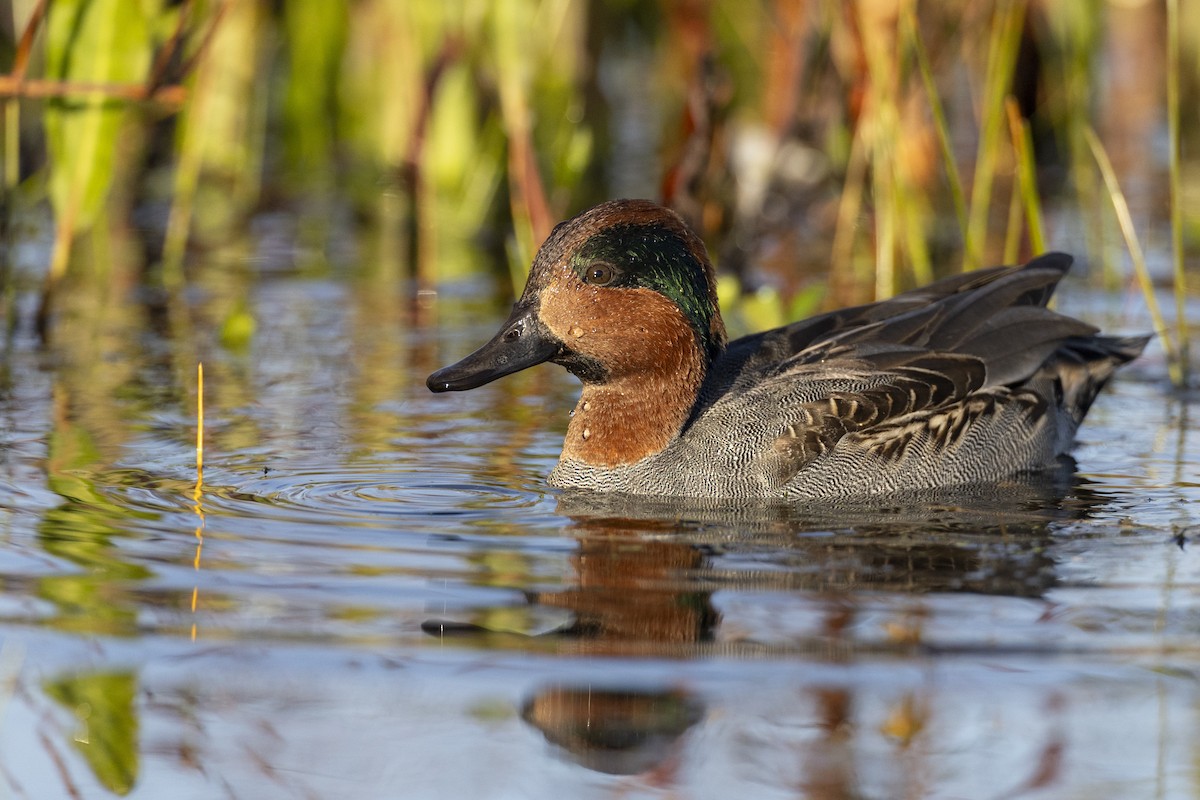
[553,466,1105,601]
[423,522,721,656]
[424,468,1110,658]
[521,685,704,775]
[527,528,719,652]
[429,199,1146,499]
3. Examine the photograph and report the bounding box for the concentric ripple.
[86,458,559,533]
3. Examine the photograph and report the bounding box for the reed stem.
[902,5,967,241]
[1165,0,1189,382]
[1084,125,1181,387]
[964,1,1025,270]
[1005,96,1045,255]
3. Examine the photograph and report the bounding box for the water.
[0,273,1197,799]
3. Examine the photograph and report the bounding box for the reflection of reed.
[800,688,856,800]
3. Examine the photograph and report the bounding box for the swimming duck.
[427,199,1147,500]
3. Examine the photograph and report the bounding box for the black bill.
[426,303,561,392]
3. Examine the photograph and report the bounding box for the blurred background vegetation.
[0,0,1196,376]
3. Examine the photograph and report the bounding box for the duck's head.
[427,199,727,393]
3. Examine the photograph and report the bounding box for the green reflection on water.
[44,670,139,796]
[39,389,155,637]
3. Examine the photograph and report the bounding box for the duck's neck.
[561,343,708,467]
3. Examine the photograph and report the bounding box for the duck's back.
[552,253,1146,500]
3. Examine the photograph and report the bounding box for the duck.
[427,199,1147,500]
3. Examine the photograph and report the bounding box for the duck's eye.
[583,262,616,286]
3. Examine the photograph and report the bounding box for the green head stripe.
[572,223,720,360]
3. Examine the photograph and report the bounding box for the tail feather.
[1045,335,1150,450]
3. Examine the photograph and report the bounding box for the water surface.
[0,274,1197,799]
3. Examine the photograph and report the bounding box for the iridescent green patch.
[571,223,721,361]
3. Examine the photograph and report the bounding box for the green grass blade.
[902,5,967,241]
[44,0,157,280]
[164,1,267,286]
[1084,125,1181,387]
[964,1,1025,270]
[1005,96,1045,254]
[3,102,17,193]
[830,102,869,299]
